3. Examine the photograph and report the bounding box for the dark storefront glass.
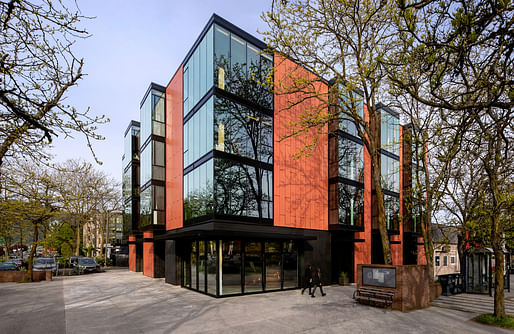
[265,242,281,291]
[214,96,273,163]
[198,241,206,292]
[214,159,273,220]
[283,241,298,288]
[338,183,364,227]
[222,240,242,295]
[207,241,217,295]
[244,242,263,293]
[191,241,197,290]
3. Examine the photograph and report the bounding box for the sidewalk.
[431,275,513,315]
[1,269,512,333]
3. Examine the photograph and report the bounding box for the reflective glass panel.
[221,240,242,295]
[214,159,273,219]
[244,242,263,293]
[183,159,213,220]
[381,110,400,155]
[198,241,206,292]
[191,241,197,290]
[384,194,400,230]
[338,184,364,227]
[265,242,281,290]
[207,240,217,295]
[140,186,152,227]
[283,241,298,288]
[339,88,364,137]
[381,154,400,193]
[214,96,273,163]
[338,137,364,182]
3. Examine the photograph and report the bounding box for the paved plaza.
[0,269,512,334]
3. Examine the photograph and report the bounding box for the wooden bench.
[353,287,394,308]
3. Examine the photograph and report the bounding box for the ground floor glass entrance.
[182,239,298,296]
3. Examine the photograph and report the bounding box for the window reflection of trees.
[214,159,272,220]
[384,195,399,231]
[338,184,363,227]
[215,97,273,163]
[338,137,364,182]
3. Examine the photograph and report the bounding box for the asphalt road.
[0,270,512,334]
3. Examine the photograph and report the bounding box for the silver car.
[74,257,99,274]
[33,257,57,275]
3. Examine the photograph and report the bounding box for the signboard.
[362,267,396,288]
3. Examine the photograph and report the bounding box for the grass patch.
[473,314,514,330]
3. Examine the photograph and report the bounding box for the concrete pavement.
[1,269,512,333]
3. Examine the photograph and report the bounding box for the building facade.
[122,14,425,297]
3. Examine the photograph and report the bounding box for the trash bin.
[439,275,451,296]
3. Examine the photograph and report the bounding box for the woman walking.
[311,267,326,297]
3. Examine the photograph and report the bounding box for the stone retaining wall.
[0,270,52,283]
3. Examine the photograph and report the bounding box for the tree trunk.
[75,220,81,256]
[370,151,392,265]
[104,212,110,267]
[25,222,38,282]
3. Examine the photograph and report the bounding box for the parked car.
[33,257,57,275]
[0,262,19,271]
[4,258,23,269]
[69,255,84,267]
[73,257,100,274]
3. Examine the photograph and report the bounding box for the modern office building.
[122,14,425,297]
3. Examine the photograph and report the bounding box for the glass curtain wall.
[185,240,298,296]
[139,88,165,227]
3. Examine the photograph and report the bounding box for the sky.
[49,0,273,182]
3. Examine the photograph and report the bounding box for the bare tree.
[0,0,108,167]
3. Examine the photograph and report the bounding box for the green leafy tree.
[262,0,398,264]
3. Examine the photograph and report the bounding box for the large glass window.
[191,241,197,289]
[384,194,400,230]
[207,241,217,295]
[265,242,281,291]
[283,241,298,289]
[183,159,214,220]
[215,96,273,163]
[198,241,206,292]
[183,97,214,168]
[244,242,263,293]
[141,90,165,142]
[338,137,364,182]
[214,24,273,110]
[221,240,242,295]
[339,88,364,138]
[381,110,399,155]
[214,159,273,220]
[381,154,400,193]
[338,184,364,227]
[122,167,132,202]
[140,186,152,227]
[183,26,214,116]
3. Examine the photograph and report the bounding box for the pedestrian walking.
[301,265,313,295]
[311,267,326,297]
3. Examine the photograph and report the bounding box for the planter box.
[0,270,52,283]
[356,264,441,312]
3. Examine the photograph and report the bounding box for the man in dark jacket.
[311,267,326,297]
[301,265,313,295]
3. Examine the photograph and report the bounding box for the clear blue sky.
[49,1,272,182]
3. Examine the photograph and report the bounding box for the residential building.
[122,14,425,297]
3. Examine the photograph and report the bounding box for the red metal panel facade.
[166,66,184,231]
[143,230,154,277]
[128,234,136,272]
[273,55,329,230]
